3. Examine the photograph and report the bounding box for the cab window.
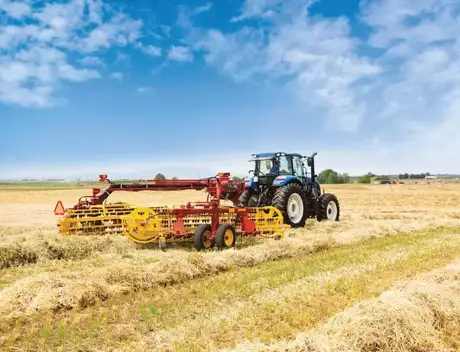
[292,156,304,176]
[278,156,290,175]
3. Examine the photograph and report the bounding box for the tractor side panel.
[272,176,302,187]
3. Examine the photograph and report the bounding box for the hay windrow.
[0,272,110,318]
[225,261,460,352]
[1,224,459,320]
[0,243,38,268]
[105,236,327,290]
[0,234,135,268]
[0,236,330,319]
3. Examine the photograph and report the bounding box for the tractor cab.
[248,152,307,187]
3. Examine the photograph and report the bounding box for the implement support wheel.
[194,224,214,251]
[215,224,236,249]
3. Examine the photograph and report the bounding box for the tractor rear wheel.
[215,223,237,249]
[194,224,214,251]
[239,189,258,207]
[272,183,308,228]
[316,193,340,221]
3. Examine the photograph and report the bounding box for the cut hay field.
[1,183,460,352]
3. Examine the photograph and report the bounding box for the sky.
[1,0,460,179]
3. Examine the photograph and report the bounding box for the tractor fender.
[244,177,258,191]
[272,176,302,187]
[244,177,251,188]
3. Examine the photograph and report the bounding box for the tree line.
[154,171,432,184]
[308,170,431,184]
[398,173,431,179]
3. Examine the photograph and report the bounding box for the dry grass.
[229,258,460,352]
[0,234,134,269]
[0,235,334,319]
[1,183,460,351]
[3,227,460,351]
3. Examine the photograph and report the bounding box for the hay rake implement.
[54,173,290,250]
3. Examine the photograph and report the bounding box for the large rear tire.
[316,193,340,221]
[272,183,308,228]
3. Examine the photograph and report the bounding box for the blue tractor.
[239,152,340,227]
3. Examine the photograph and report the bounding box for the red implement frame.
[55,172,259,238]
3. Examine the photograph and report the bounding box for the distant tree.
[317,169,334,184]
[317,169,350,184]
[232,176,244,182]
[154,173,166,180]
[341,172,351,184]
[172,176,178,180]
[374,175,390,181]
[358,173,372,184]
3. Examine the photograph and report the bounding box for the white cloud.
[79,56,104,66]
[160,25,171,37]
[110,72,123,81]
[185,0,460,173]
[230,0,284,22]
[114,51,130,64]
[168,45,193,62]
[177,2,212,28]
[77,13,142,52]
[0,0,143,108]
[0,0,31,19]
[137,43,162,57]
[193,2,381,131]
[3,0,460,175]
[317,0,460,173]
[0,44,100,106]
[137,86,153,93]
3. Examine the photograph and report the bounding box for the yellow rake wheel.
[252,206,290,239]
[194,224,214,251]
[57,203,136,236]
[120,207,163,244]
[215,223,236,249]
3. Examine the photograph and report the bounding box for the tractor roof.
[250,152,304,160]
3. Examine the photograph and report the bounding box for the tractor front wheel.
[316,193,340,221]
[272,183,308,228]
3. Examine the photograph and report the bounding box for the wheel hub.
[287,193,304,223]
[203,230,212,248]
[224,229,234,246]
[326,201,338,220]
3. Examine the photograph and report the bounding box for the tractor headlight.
[253,176,258,182]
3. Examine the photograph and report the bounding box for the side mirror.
[248,170,254,174]
[306,157,313,167]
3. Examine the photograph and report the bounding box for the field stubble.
[1,183,460,351]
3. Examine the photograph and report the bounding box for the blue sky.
[1,0,459,179]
